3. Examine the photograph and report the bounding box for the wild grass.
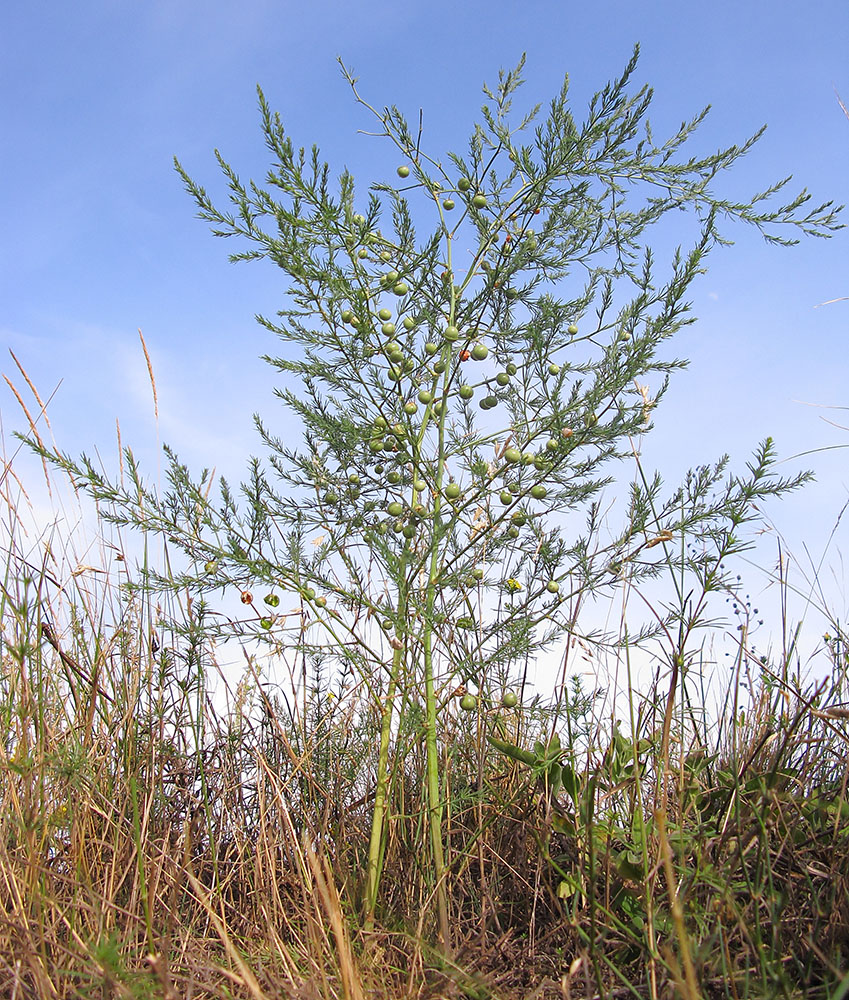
[1,423,848,1000]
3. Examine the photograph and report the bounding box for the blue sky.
[2,0,848,659]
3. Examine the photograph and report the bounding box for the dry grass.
[1,406,848,998]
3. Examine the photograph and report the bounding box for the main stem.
[419,225,457,954]
[423,590,450,951]
[364,596,406,929]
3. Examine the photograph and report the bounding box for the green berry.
[471,343,489,361]
[445,482,461,500]
[397,165,410,178]
[459,385,474,400]
[472,194,487,209]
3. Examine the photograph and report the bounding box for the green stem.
[364,642,402,930]
[417,230,457,954]
[364,537,412,929]
[422,602,451,951]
